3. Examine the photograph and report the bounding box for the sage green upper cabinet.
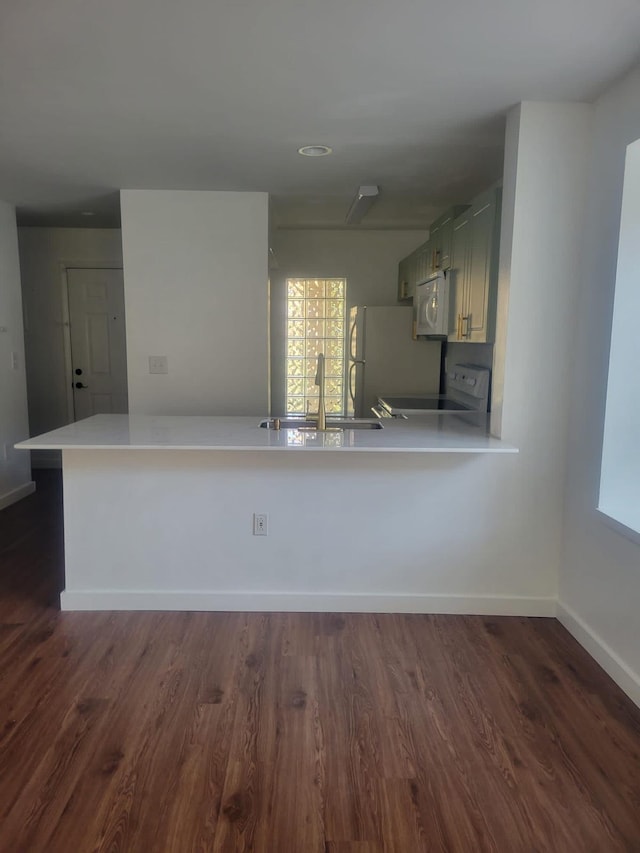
[467,187,501,342]
[414,239,431,284]
[429,206,469,273]
[449,210,472,339]
[397,254,413,302]
[397,240,430,301]
[397,207,468,304]
[448,186,501,343]
[396,194,499,331]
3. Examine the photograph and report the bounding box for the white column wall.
[120,190,268,416]
[491,101,592,601]
[559,65,640,707]
[0,202,33,507]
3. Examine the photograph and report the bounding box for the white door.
[67,268,128,420]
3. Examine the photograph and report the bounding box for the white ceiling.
[2,0,640,229]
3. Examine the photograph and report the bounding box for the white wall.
[60,448,556,614]
[559,64,640,706]
[272,229,427,307]
[120,190,268,415]
[0,203,33,508]
[270,229,428,413]
[18,228,124,437]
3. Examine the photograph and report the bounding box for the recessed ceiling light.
[298,145,332,157]
[81,211,95,216]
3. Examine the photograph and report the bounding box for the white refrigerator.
[347,305,442,418]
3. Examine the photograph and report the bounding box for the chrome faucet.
[314,353,327,431]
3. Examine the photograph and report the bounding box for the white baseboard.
[0,480,35,511]
[557,601,640,709]
[60,589,557,616]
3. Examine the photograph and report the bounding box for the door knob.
[75,382,88,389]
[75,368,83,375]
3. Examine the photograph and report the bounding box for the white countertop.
[15,414,517,454]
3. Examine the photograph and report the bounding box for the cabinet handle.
[457,314,462,339]
[462,315,470,338]
[434,249,441,269]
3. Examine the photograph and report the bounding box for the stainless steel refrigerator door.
[347,359,366,417]
[347,307,366,417]
[348,306,366,362]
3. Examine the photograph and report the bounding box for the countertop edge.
[16,441,518,454]
[14,414,519,455]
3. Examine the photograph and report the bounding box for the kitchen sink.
[259,418,383,430]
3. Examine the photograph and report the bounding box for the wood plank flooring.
[1,472,640,851]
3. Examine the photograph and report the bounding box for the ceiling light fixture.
[298,145,332,157]
[81,211,95,216]
[345,185,379,225]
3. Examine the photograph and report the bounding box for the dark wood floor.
[1,473,640,852]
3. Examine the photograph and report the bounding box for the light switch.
[148,355,168,374]
[10,351,18,370]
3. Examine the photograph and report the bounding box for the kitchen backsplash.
[445,342,494,372]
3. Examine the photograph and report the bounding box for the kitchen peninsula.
[17,415,531,616]
[18,413,514,454]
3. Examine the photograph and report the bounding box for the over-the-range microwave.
[415,271,449,337]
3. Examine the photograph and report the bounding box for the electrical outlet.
[253,513,268,536]
[10,351,18,370]
[148,355,168,374]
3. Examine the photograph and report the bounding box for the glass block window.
[286,279,346,416]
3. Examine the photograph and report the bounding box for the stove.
[376,395,471,414]
[375,364,491,419]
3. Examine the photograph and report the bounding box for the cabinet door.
[430,212,454,271]
[448,212,471,340]
[397,256,411,301]
[440,216,454,270]
[415,240,431,285]
[466,190,498,342]
[428,222,441,273]
[435,216,453,270]
[407,249,420,299]
[398,249,421,301]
